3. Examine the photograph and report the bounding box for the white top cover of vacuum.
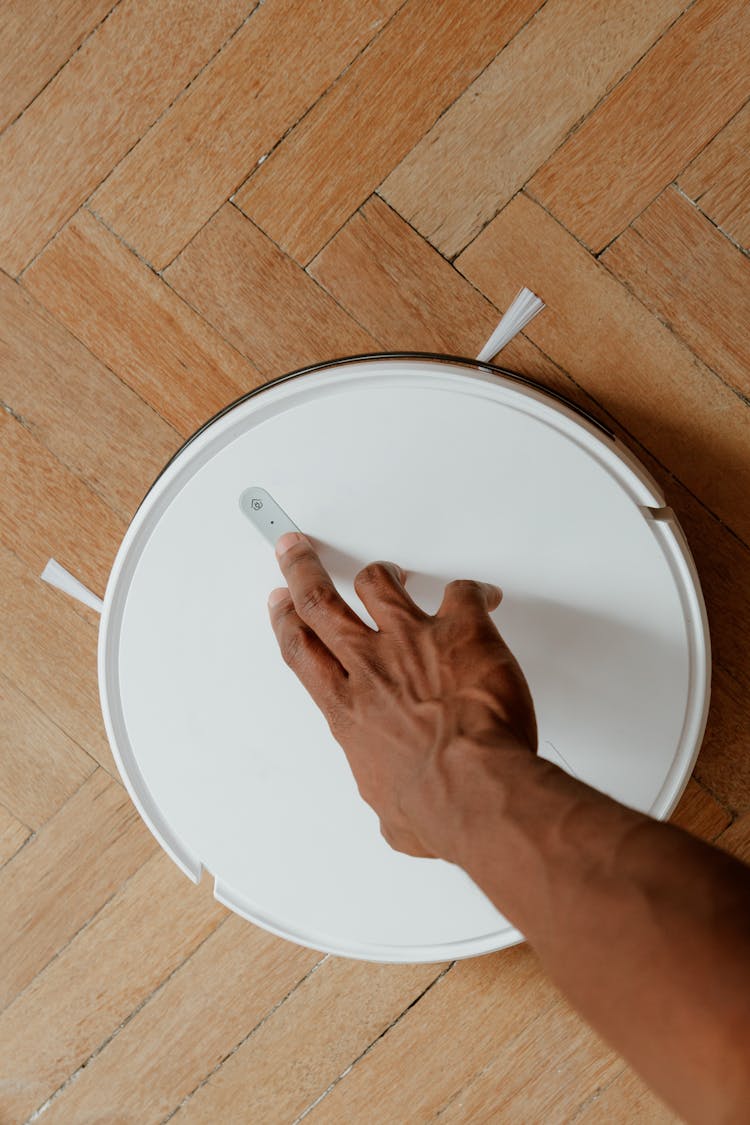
[98,356,710,962]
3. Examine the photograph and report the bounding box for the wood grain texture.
[380,0,688,258]
[0,768,156,1013]
[574,1066,679,1123]
[657,472,750,710]
[528,0,750,251]
[456,193,750,545]
[163,204,377,377]
[173,957,445,1123]
[0,675,95,831]
[678,100,750,249]
[309,196,509,353]
[1,5,748,1119]
[0,803,30,868]
[92,0,400,269]
[0,852,227,1123]
[436,998,621,1123]
[669,778,733,842]
[304,947,555,1121]
[24,208,262,436]
[0,0,251,275]
[595,444,750,815]
[0,411,124,599]
[0,0,115,132]
[308,194,608,422]
[602,186,750,398]
[696,671,750,815]
[39,917,321,1123]
[0,273,180,520]
[716,811,750,864]
[0,544,113,773]
[234,0,543,264]
[667,515,750,747]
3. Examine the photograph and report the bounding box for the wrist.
[430,728,542,869]
[439,734,653,947]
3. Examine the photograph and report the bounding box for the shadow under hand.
[313,538,684,707]
[314,538,688,792]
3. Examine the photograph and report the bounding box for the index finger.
[275,532,373,666]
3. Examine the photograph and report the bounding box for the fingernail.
[268,586,290,606]
[275,531,307,556]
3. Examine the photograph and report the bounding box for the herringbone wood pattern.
[1,1,749,1121]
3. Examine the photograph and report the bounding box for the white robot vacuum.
[94,350,710,963]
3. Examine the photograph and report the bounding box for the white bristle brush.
[476,287,545,362]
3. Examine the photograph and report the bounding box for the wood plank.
[0,851,227,1123]
[303,947,555,1121]
[0,410,124,600]
[0,0,251,274]
[0,675,95,831]
[0,543,113,773]
[23,208,262,436]
[39,916,321,1123]
[527,0,750,252]
[601,187,750,399]
[0,272,179,521]
[309,196,508,353]
[173,956,445,1123]
[695,664,750,816]
[668,778,732,842]
[308,194,609,423]
[436,998,620,1123]
[678,100,750,249]
[716,811,750,864]
[574,1065,678,1123]
[92,0,401,269]
[0,803,31,868]
[0,768,157,1013]
[163,204,377,378]
[456,193,750,545]
[0,7,746,1121]
[646,480,750,815]
[657,472,750,708]
[234,0,543,265]
[0,0,115,132]
[381,0,688,258]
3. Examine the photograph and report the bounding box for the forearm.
[446,738,750,1125]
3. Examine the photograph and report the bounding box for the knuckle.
[326,690,351,734]
[280,629,306,666]
[299,582,335,616]
[355,561,392,589]
[283,542,312,566]
[356,649,392,686]
[448,578,481,596]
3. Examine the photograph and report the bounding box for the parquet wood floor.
[1,2,748,1120]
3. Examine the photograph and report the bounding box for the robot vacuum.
[96,352,711,963]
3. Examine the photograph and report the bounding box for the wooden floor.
[1,1,749,1121]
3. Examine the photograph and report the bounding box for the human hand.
[267,532,537,862]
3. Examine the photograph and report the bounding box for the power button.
[239,487,301,548]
